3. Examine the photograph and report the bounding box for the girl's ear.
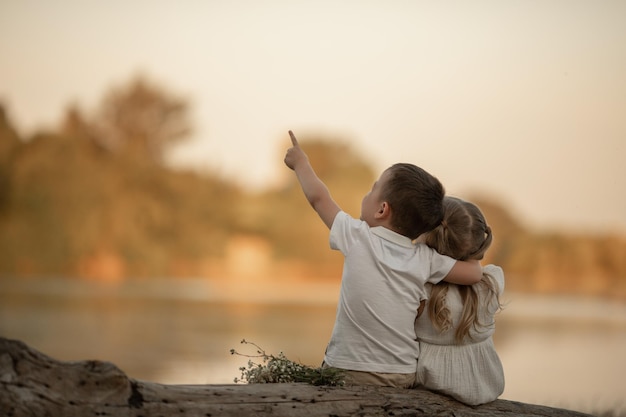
[375,201,391,219]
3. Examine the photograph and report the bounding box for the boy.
[284,131,482,388]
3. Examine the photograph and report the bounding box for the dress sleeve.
[483,264,505,294]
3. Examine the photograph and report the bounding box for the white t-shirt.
[323,211,457,374]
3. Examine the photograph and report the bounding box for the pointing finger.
[288,130,299,147]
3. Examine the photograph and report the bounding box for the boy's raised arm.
[284,130,341,229]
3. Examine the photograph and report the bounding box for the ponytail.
[421,197,502,344]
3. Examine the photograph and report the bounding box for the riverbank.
[1,276,624,414]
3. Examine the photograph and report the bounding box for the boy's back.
[325,211,456,373]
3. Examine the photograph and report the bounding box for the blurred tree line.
[0,75,624,298]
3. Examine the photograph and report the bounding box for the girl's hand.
[284,130,308,170]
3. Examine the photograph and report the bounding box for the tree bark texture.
[0,337,593,417]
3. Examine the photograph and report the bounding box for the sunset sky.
[1,0,625,233]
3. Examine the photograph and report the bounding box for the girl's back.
[415,265,503,345]
[414,264,505,405]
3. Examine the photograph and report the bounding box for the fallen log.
[0,337,593,417]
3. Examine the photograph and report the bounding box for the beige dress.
[414,264,505,405]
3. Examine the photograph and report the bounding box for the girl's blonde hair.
[422,196,502,344]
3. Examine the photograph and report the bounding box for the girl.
[414,196,505,405]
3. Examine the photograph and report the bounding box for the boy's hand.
[284,130,308,170]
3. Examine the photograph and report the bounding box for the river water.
[0,276,624,415]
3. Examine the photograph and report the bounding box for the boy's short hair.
[382,163,445,239]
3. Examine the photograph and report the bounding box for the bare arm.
[443,259,483,285]
[284,131,341,229]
